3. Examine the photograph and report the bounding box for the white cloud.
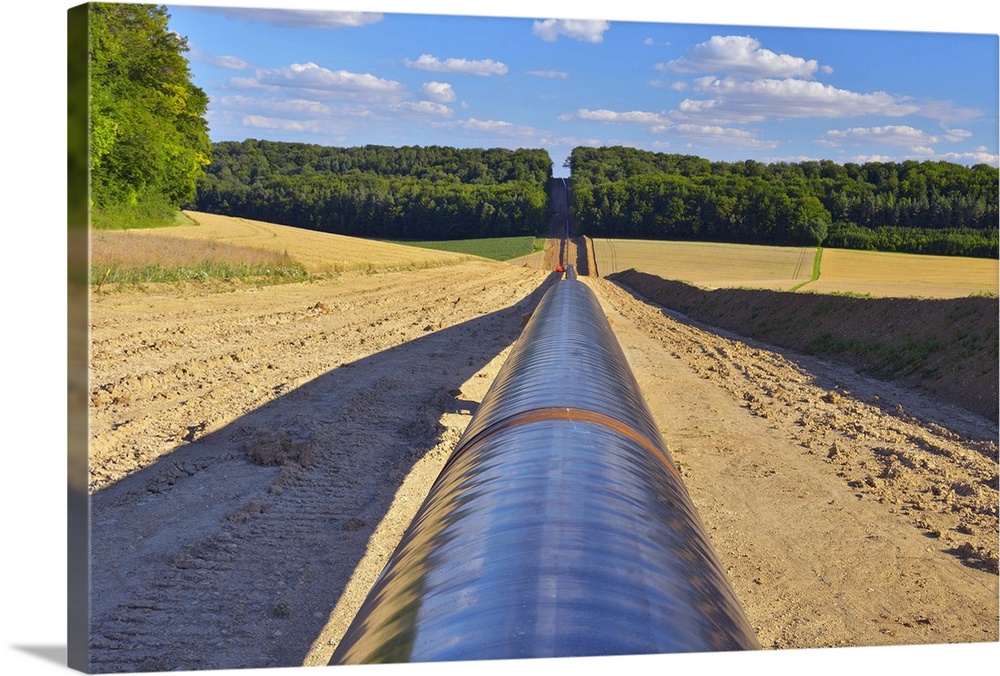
[526,70,570,79]
[218,95,335,117]
[187,43,249,70]
[851,148,998,167]
[437,118,541,140]
[663,35,825,79]
[404,54,508,76]
[210,55,250,70]
[822,125,939,147]
[918,100,983,124]
[672,123,779,149]
[245,62,404,101]
[532,19,610,43]
[944,128,973,141]
[241,115,329,133]
[679,78,920,124]
[938,148,1000,166]
[204,9,383,29]
[570,108,668,125]
[394,101,453,117]
[849,154,899,163]
[420,81,456,102]
[821,125,969,156]
[459,118,516,131]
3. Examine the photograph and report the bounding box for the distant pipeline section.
[330,267,759,664]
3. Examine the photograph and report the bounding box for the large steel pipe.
[330,277,759,664]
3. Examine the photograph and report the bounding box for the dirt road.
[541,178,595,275]
[87,260,997,671]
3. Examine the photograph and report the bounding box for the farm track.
[87,259,997,671]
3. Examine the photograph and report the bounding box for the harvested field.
[110,210,477,274]
[810,248,999,299]
[80,214,997,673]
[592,238,999,299]
[593,239,816,290]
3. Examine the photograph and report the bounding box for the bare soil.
[86,248,998,671]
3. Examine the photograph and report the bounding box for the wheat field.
[96,211,477,274]
[591,238,998,298]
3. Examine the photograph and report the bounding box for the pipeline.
[330,275,760,664]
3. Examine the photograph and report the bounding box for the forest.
[190,141,553,240]
[568,146,999,258]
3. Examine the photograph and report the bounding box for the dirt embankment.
[611,269,999,421]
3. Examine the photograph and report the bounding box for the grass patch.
[91,199,196,230]
[390,235,538,261]
[805,332,944,379]
[91,231,308,286]
[789,247,823,292]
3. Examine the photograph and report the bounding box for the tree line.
[190,141,552,240]
[568,146,998,257]
[88,3,211,229]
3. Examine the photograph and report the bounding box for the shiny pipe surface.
[330,279,759,664]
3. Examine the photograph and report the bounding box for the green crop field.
[392,236,542,262]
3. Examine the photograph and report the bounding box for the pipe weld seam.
[443,405,681,482]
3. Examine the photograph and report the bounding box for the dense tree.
[89,3,210,228]
[192,141,552,240]
[569,146,997,258]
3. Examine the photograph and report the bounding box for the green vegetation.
[392,235,539,261]
[569,146,998,258]
[192,140,552,240]
[90,231,308,287]
[790,247,823,292]
[89,4,211,229]
[805,333,944,379]
[91,261,308,286]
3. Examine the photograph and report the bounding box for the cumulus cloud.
[938,148,1000,166]
[404,54,508,76]
[678,77,920,124]
[244,62,404,101]
[394,100,453,117]
[569,108,668,125]
[203,8,383,29]
[532,19,610,43]
[818,125,994,161]
[563,107,777,149]
[420,81,456,102]
[822,125,941,147]
[662,35,824,79]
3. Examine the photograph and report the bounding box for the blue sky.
[163,1,999,178]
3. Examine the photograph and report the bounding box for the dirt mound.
[611,269,999,421]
